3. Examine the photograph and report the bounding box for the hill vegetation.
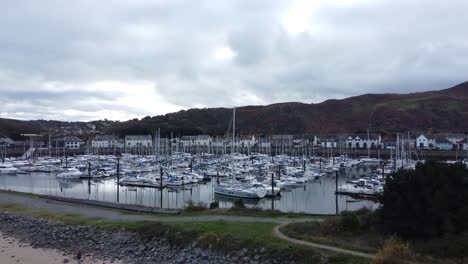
[1,81,468,139]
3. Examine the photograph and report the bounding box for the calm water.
[0,166,378,214]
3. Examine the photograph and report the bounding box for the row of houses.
[416,134,468,150]
[2,133,468,151]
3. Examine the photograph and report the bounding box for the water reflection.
[0,166,378,214]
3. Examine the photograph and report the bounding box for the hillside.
[110,81,468,136]
[1,81,468,138]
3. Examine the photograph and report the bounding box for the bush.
[339,211,360,232]
[185,200,208,212]
[209,200,219,209]
[372,238,415,264]
[378,161,468,239]
[233,199,245,209]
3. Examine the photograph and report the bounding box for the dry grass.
[372,238,415,264]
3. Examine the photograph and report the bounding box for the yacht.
[0,163,18,174]
[214,183,266,199]
[56,167,83,179]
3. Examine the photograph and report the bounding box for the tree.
[378,161,468,239]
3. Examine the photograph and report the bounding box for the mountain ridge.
[1,81,468,139]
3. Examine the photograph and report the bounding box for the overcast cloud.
[1,0,467,121]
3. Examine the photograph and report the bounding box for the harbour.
[0,154,380,215]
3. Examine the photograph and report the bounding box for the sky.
[1,0,467,121]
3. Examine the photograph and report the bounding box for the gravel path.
[272,223,375,259]
[0,192,315,224]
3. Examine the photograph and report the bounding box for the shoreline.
[0,234,106,264]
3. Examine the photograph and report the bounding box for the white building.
[435,138,453,150]
[125,135,152,148]
[240,135,257,147]
[91,135,119,148]
[194,135,212,146]
[0,137,15,148]
[416,134,435,149]
[457,138,468,150]
[180,135,212,146]
[346,134,381,149]
[417,134,458,150]
[62,136,83,149]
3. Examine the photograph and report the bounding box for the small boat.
[0,163,18,175]
[56,167,83,179]
[214,183,266,199]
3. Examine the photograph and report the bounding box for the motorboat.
[0,163,18,174]
[56,167,83,179]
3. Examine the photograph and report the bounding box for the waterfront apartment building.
[125,135,152,148]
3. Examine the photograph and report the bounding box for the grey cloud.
[1,0,468,120]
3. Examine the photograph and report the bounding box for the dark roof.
[435,138,452,144]
[0,137,15,144]
[348,134,380,140]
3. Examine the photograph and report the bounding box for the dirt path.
[0,192,315,224]
[273,223,375,259]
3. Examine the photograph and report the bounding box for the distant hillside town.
[1,132,467,159]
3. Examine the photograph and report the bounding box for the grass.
[280,221,381,254]
[180,207,332,219]
[0,189,40,198]
[0,202,369,264]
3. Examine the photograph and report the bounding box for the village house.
[194,135,212,146]
[125,135,152,148]
[271,135,293,148]
[91,135,120,148]
[417,134,458,150]
[416,134,436,149]
[180,135,212,146]
[0,137,15,148]
[320,135,346,148]
[52,136,83,149]
[435,138,453,150]
[239,135,257,148]
[457,137,468,150]
[346,134,381,149]
[258,137,271,148]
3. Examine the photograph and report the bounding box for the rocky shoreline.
[0,211,278,264]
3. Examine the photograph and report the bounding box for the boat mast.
[232,107,235,156]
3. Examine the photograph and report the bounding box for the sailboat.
[214,107,266,199]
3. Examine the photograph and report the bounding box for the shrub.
[185,200,207,212]
[372,237,415,264]
[340,211,360,232]
[378,161,468,239]
[233,199,245,209]
[209,200,219,209]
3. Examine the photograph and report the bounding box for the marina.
[0,153,385,214]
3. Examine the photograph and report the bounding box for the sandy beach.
[0,233,110,264]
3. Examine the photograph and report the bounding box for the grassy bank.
[0,202,369,264]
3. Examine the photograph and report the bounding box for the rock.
[0,211,280,264]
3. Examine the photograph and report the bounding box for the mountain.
[110,81,468,136]
[1,81,468,139]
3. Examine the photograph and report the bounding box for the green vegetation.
[281,208,382,254]
[0,189,40,198]
[181,199,331,219]
[0,202,367,263]
[379,161,468,239]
